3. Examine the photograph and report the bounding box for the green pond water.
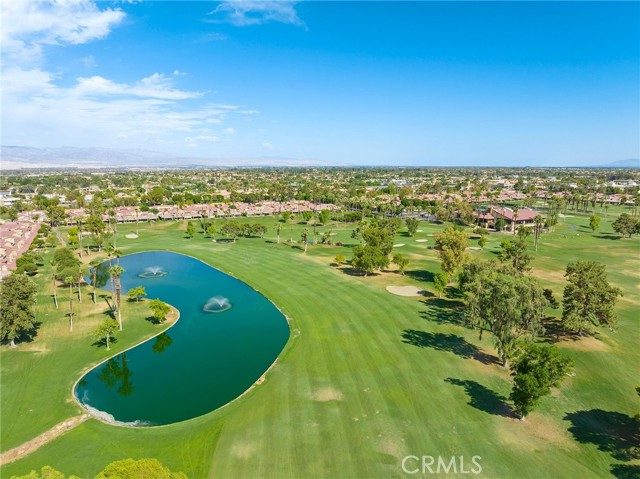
[74,251,290,426]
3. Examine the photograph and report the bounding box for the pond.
[74,251,290,426]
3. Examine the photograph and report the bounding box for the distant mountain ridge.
[0,145,332,169]
[596,158,640,169]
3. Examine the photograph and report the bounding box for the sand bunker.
[415,239,428,242]
[125,233,139,239]
[466,246,482,250]
[386,285,424,297]
[393,243,405,247]
[312,387,344,402]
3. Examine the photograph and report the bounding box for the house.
[489,206,542,232]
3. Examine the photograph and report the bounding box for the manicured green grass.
[1,211,638,478]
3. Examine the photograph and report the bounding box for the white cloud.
[1,0,125,65]
[223,127,236,134]
[209,1,304,27]
[72,73,201,100]
[0,1,260,155]
[185,135,220,143]
[81,55,97,68]
[262,142,274,150]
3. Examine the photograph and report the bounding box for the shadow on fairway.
[445,377,514,418]
[610,464,640,479]
[564,409,640,462]
[595,234,623,241]
[405,269,434,283]
[401,329,499,365]
[420,298,466,327]
[338,266,378,277]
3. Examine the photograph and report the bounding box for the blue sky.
[2,1,638,166]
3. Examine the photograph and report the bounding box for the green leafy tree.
[612,213,639,238]
[206,223,216,240]
[93,319,119,350]
[220,219,241,242]
[499,238,531,272]
[185,221,196,239]
[589,214,601,232]
[509,343,573,419]
[46,204,67,226]
[495,218,506,231]
[562,261,622,336]
[10,465,80,479]
[461,261,547,367]
[318,209,331,225]
[392,253,409,275]
[405,217,419,236]
[352,245,389,276]
[0,272,38,347]
[478,236,487,249]
[434,226,470,277]
[16,254,38,275]
[127,286,146,302]
[433,272,448,298]
[96,458,186,479]
[149,299,171,323]
[334,253,346,265]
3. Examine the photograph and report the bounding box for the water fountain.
[203,296,232,313]
[138,266,168,278]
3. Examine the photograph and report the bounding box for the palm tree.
[533,215,544,252]
[109,265,126,330]
[275,222,282,244]
[77,218,84,258]
[64,275,75,331]
[89,257,105,304]
[51,262,59,309]
[77,265,89,302]
[301,228,309,253]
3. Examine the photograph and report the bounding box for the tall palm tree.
[533,215,544,252]
[275,222,282,244]
[64,275,75,331]
[89,257,105,304]
[301,228,309,253]
[109,265,126,330]
[51,262,59,309]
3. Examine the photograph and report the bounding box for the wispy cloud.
[72,73,201,100]
[1,0,257,154]
[1,0,125,65]
[208,1,305,27]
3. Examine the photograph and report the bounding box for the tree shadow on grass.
[445,377,515,418]
[405,269,434,283]
[564,410,640,462]
[401,329,499,365]
[610,464,640,479]
[145,315,163,325]
[338,266,379,277]
[595,234,623,241]
[420,298,467,327]
[541,316,588,343]
[91,336,118,349]
[1,321,42,346]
